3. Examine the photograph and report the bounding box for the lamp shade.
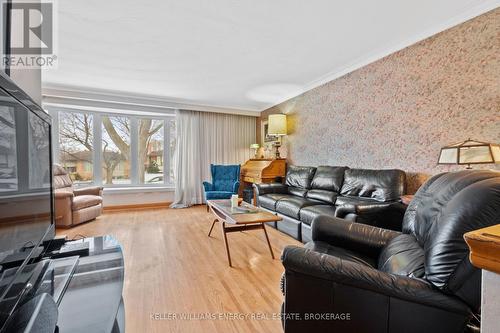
[438,139,500,165]
[268,114,287,136]
[250,143,260,149]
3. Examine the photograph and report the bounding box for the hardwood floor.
[57,205,301,333]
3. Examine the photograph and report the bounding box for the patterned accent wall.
[259,9,500,193]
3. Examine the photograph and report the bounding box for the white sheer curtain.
[171,110,256,208]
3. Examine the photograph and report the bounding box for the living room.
[0,1,499,333]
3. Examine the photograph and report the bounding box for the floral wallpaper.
[259,9,500,193]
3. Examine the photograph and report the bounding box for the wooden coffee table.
[207,199,282,267]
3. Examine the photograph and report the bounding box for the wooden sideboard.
[464,224,500,274]
[240,158,287,202]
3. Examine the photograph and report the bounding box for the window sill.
[103,186,175,194]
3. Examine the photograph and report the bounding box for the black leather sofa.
[281,170,500,333]
[254,166,407,242]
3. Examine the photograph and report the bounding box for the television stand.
[56,235,124,333]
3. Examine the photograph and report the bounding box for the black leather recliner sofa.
[281,170,500,333]
[254,165,407,242]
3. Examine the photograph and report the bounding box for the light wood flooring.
[57,205,301,333]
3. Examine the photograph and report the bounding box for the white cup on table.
[231,194,239,208]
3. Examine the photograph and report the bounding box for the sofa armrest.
[335,202,386,217]
[311,215,400,258]
[335,201,406,230]
[253,182,288,196]
[203,181,214,192]
[335,201,406,217]
[74,186,103,196]
[232,181,240,194]
[54,191,74,227]
[55,191,74,199]
[281,245,471,315]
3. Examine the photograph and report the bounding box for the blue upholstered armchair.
[203,164,241,204]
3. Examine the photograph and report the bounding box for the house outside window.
[48,108,176,187]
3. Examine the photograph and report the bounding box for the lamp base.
[274,143,281,159]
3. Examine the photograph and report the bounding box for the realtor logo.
[8,2,53,54]
[2,1,57,69]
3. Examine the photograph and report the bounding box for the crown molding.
[42,84,260,116]
[258,1,500,112]
[41,2,499,115]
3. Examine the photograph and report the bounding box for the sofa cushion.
[306,189,338,204]
[53,164,74,190]
[285,166,316,189]
[72,195,102,210]
[275,197,322,219]
[335,196,392,207]
[259,193,294,211]
[310,166,348,192]
[288,186,308,197]
[378,234,425,278]
[205,191,234,200]
[299,205,337,226]
[340,168,406,202]
[305,241,376,267]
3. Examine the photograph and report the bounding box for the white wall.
[10,68,42,104]
[102,188,174,207]
[482,270,500,333]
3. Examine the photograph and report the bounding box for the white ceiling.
[42,0,499,113]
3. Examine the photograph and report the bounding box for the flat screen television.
[0,70,54,330]
[1,0,11,75]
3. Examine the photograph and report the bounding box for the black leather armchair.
[281,170,500,333]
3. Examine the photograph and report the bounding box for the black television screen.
[0,71,54,327]
[0,0,10,75]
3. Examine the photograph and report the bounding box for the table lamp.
[438,139,499,169]
[267,114,287,158]
[250,143,260,158]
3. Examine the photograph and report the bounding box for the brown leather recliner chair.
[54,164,103,228]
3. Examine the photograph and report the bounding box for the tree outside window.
[57,111,173,186]
[102,116,130,184]
[59,112,94,184]
[140,118,164,184]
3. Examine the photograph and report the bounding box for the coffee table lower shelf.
[207,200,281,267]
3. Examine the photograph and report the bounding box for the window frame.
[101,114,132,186]
[48,107,175,188]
